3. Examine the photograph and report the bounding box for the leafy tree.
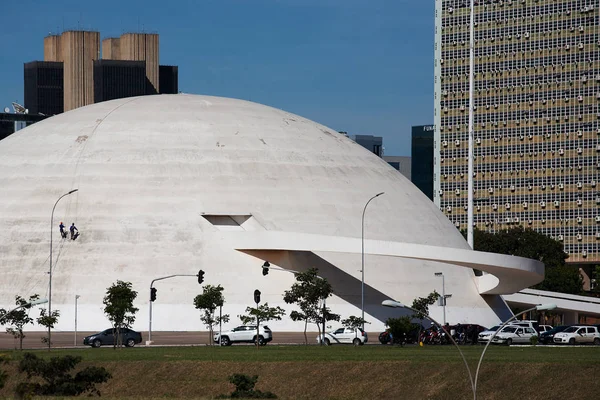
[283,268,339,345]
[15,353,111,397]
[467,227,567,267]
[102,281,138,349]
[385,316,414,346]
[411,291,441,342]
[239,303,285,347]
[410,291,440,320]
[0,294,40,350]
[464,227,582,294]
[591,265,600,294]
[217,373,277,398]
[535,265,584,295]
[193,284,230,345]
[37,308,60,345]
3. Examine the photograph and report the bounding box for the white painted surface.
[0,94,539,332]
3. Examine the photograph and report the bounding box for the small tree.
[37,308,60,345]
[102,281,138,349]
[411,291,441,343]
[218,373,277,398]
[385,316,413,346]
[340,316,369,344]
[193,284,230,345]
[16,353,111,397]
[283,268,338,345]
[239,303,285,346]
[0,295,40,350]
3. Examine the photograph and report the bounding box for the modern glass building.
[434,0,600,263]
[411,125,434,200]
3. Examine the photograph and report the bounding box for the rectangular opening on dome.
[201,214,263,231]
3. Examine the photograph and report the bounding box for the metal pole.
[74,295,80,347]
[473,307,536,400]
[147,273,198,345]
[255,301,259,349]
[383,300,474,398]
[219,305,222,346]
[467,0,475,249]
[442,274,446,326]
[49,188,78,351]
[361,192,384,330]
[148,287,153,342]
[322,296,326,346]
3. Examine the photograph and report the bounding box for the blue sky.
[0,0,434,156]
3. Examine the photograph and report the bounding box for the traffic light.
[262,261,270,276]
[150,287,157,302]
[253,289,261,304]
[198,270,205,284]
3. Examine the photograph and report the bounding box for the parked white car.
[214,325,273,346]
[538,325,553,334]
[553,326,600,345]
[491,326,537,345]
[316,328,368,345]
[478,325,500,344]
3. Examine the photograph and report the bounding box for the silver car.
[491,326,537,345]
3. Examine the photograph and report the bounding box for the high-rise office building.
[24,31,178,115]
[350,134,383,157]
[23,61,64,115]
[411,125,434,200]
[434,1,599,263]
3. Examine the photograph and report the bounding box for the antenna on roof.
[12,102,27,114]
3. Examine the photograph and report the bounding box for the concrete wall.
[44,35,63,62]
[120,33,159,93]
[62,31,100,112]
[102,38,121,60]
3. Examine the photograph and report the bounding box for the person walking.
[69,223,78,240]
[59,222,66,238]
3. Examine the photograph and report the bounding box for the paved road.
[0,331,380,349]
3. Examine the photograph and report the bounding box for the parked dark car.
[539,325,569,344]
[83,328,142,348]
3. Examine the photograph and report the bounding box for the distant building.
[383,156,411,180]
[350,134,383,157]
[0,110,48,141]
[434,1,599,263]
[411,125,434,201]
[23,61,64,116]
[24,31,178,116]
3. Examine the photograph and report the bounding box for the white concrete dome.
[0,94,541,333]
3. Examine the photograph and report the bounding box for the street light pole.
[434,272,446,325]
[49,188,78,350]
[0,298,48,325]
[382,299,474,398]
[148,273,200,344]
[474,303,556,399]
[74,295,80,347]
[361,192,384,330]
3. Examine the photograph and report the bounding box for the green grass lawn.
[1,345,599,399]
[4,343,600,363]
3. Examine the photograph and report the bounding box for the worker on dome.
[70,223,79,240]
[59,222,66,238]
